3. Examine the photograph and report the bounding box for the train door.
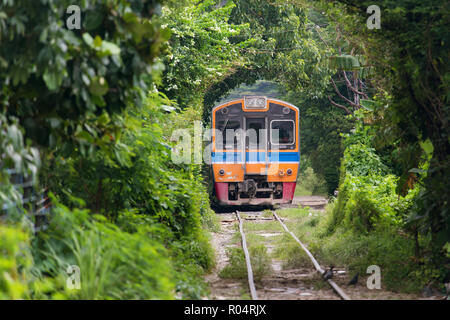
[244,117,267,175]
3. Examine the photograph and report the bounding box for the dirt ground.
[204,196,444,300]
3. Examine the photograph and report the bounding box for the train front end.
[211,96,300,206]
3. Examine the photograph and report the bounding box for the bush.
[329,120,419,233]
[31,202,175,299]
[1,1,218,300]
[319,112,442,293]
[34,94,215,299]
[331,174,417,233]
[0,223,33,299]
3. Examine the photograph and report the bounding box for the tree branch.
[328,95,352,114]
[342,71,368,99]
[330,77,361,109]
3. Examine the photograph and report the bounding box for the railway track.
[236,210,351,300]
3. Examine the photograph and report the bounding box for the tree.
[0,0,168,155]
[202,0,332,121]
[160,0,247,109]
[306,0,449,270]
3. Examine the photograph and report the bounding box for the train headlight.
[219,169,225,175]
[279,169,285,176]
[287,169,293,175]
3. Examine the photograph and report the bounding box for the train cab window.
[246,118,266,149]
[270,120,295,145]
[216,119,241,149]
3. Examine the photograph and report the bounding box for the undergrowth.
[220,244,272,282]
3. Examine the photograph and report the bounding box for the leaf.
[43,70,61,91]
[360,99,377,111]
[419,139,434,156]
[0,56,7,68]
[99,41,121,56]
[39,28,48,43]
[82,33,94,47]
[161,105,175,112]
[84,10,104,31]
[358,66,373,79]
[88,76,109,96]
[84,33,121,57]
[81,73,90,86]
[97,113,110,125]
[76,130,93,142]
[48,118,61,128]
[94,35,102,48]
[329,54,360,70]
[408,168,425,174]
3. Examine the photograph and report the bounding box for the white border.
[270,119,295,145]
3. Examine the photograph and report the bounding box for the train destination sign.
[244,96,267,109]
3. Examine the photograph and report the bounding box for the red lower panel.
[282,182,296,201]
[214,182,228,201]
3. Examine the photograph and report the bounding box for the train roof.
[212,96,299,112]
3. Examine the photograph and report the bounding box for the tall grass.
[32,205,175,299]
[220,245,272,282]
[276,206,440,293]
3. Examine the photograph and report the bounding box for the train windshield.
[216,118,241,149]
[270,120,294,145]
[246,118,266,149]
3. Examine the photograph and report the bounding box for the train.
[210,96,300,206]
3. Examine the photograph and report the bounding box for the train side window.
[216,119,241,149]
[270,120,294,145]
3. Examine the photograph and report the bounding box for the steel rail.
[236,211,259,300]
[272,211,351,300]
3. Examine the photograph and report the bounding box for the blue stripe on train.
[211,152,299,163]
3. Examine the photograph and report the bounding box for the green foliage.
[312,0,449,273]
[329,54,360,70]
[273,238,312,269]
[283,88,354,194]
[2,0,446,299]
[1,78,216,301]
[276,206,439,293]
[203,0,333,121]
[0,223,33,299]
[219,245,272,282]
[34,93,216,299]
[328,117,418,233]
[43,93,205,236]
[295,166,327,196]
[332,173,417,233]
[342,143,388,176]
[30,201,175,299]
[161,0,246,108]
[0,115,40,217]
[309,102,445,290]
[1,0,218,300]
[0,0,168,153]
[328,54,374,80]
